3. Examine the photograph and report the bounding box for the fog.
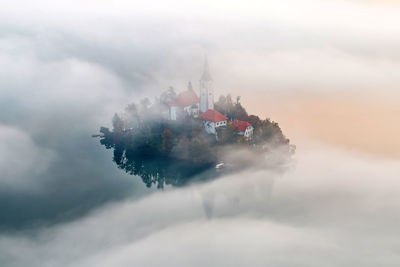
[1,144,399,266]
[1,0,400,265]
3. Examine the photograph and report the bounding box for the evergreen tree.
[112,113,124,132]
[161,128,174,153]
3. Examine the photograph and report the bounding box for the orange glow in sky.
[244,93,400,158]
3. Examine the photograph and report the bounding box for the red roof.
[231,120,252,132]
[198,109,228,122]
[171,90,199,107]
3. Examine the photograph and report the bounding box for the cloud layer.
[1,145,399,266]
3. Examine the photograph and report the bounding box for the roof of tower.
[171,90,199,107]
[201,56,212,81]
[198,109,227,122]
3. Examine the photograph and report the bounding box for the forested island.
[96,87,295,188]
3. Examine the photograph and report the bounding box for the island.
[96,59,295,188]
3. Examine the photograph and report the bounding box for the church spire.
[199,55,214,112]
[201,55,212,81]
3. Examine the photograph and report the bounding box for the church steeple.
[201,56,212,81]
[199,56,214,112]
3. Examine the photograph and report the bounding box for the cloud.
[0,125,55,192]
[1,144,399,266]
[0,38,129,131]
[0,21,154,230]
[2,0,400,98]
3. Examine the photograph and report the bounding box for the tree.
[160,86,176,105]
[226,94,233,107]
[124,103,140,129]
[217,126,236,145]
[99,127,113,149]
[232,103,248,121]
[140,98,151,111]
[236,96,241,104]
[248,115,262,134]
[125,103,137,114]
[161,128,174,153]
[174,136,189,156]
[215,95,228,115]
[189,137,216,163]
[218,95,227,106]
[112,113,124,132]
[113,145,124,164]
[255,118,289,147]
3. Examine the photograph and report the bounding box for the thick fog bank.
[1,144,399,267]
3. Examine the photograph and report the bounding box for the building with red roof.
[171,90,199,107]
[198,109,228,122]
[198,109,228,134]
[169,82,200,120]
[231,120,254,138]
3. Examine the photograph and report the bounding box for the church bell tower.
[199,56,214,113]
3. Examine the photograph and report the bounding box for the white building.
[198,109,228,135]
[199,57,214,113]
[231,120,254,138]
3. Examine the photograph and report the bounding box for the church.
[169,57,215,121]
[169,58,252,138]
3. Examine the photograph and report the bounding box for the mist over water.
[1,0,400,266]
[1,144,399,267]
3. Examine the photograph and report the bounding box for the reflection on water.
[111,144,220,189]
[106,141,292,189]
[109,139,219,189]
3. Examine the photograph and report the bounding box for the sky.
[1,0,400,266]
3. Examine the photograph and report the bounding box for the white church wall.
[203,121,215,134]
[170,106,177,121]
[207,85,214,110]
[216,120,227,127]
[200,86,207,112]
